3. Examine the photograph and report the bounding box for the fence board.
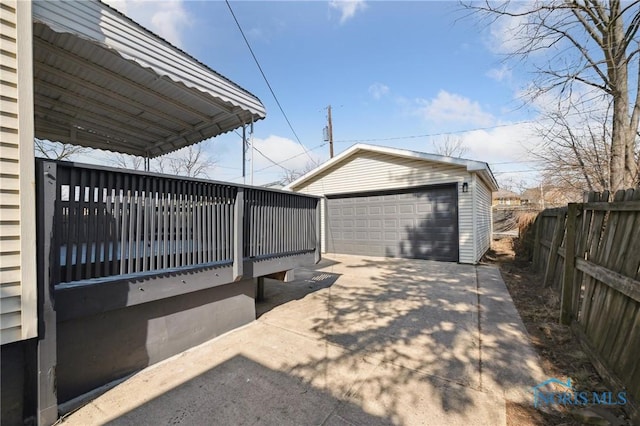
[534,188,640,424]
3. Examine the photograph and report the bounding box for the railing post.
[35,160,59,425]
[314,199,322,264]
[561,203,578,325]
[233,188,244,281]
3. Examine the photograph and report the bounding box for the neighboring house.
[521,185,581,209]
[285,144,499,264]
[492,189,522,207]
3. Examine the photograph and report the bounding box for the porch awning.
[32,0,266,158]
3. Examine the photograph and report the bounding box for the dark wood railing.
[37,159,320,287]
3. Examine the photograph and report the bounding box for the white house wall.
[292,150,477,263]
[474,175,493,262]
[458,181,474,264]
[0,0,37,344]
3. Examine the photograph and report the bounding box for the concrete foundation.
[56,279,255,403]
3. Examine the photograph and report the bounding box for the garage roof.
[285,144,499,191]
[32,0,266,158]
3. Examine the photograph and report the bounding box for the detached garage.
[285,144,498,264]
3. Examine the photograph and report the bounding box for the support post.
[233,188,244,281]
[314,199,322,264]
[256,277,265,302]
[242,125,246,184]
[561,203,578,325]
[250,119,254,185]
[35,161,58,425]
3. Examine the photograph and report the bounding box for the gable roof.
[32,0,265,158]
[285,144,499,191]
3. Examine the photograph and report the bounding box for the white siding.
[458,181,474,264]
[0,0,37,344]
[292,150,477,263]
[474,176,493,262]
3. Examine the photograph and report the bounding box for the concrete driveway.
[60,254,546,425]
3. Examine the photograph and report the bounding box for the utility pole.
[327,105,334,158]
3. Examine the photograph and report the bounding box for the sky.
[90,0,549,188]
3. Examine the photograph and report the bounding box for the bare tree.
[534,99,612,193]
[432,135,469,158]
[164,143,215,178]
[280,161,318,185]
[34,139,89,160]
[498,176,530,194]
[462,0,640,191]
[109,153,145,170]
[105,142,215,178]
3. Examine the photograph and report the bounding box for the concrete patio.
[59,254,546,425]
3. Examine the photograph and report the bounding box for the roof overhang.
[32,0,266,158]
[285,143,499,192]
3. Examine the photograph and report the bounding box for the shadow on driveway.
[260,255,544,423]
[105,354,388,425]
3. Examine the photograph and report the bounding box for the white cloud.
[486,64,512,82]
[416,90,494,127]
[329,0,367,24]
[102,0,129,14]
[488,14,526,54]
[460,123,535,164]
[457,122,544,187]
[368,82,389,100]
[102,0,191,48]
[484,3,555,58]
[251,135,321,172]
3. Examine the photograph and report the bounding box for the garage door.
[326,184,458,261]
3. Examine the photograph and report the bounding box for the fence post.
[560,203,578,325]
[533,213,542,269]
[232,188,244,281]
[544,210,566,288]
[34,160,59,425]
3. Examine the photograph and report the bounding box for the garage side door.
[326,185,458,261]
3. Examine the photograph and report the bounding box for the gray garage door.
[326,184,458,261]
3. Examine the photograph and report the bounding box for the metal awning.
[32,0,266,158]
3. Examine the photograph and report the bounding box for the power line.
[225,0,314,163]
[232,128,287,173]
[252,144,292,172]
[493,168,550,175]
[254,142,326,173]
[332,121,537,144]
[489,159,546,165]
[332,104,616,145]
[228,142,327,181]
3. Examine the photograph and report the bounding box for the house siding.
[458,181,474,264]
[0,0,37,344]
[474,175,493,262]
[292,150,477,263]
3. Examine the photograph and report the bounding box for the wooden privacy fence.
[532,189,640,423]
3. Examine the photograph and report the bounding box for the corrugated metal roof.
[32,0,266,157]
[285,143,499,191]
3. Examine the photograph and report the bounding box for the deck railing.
[37,159,320,287]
